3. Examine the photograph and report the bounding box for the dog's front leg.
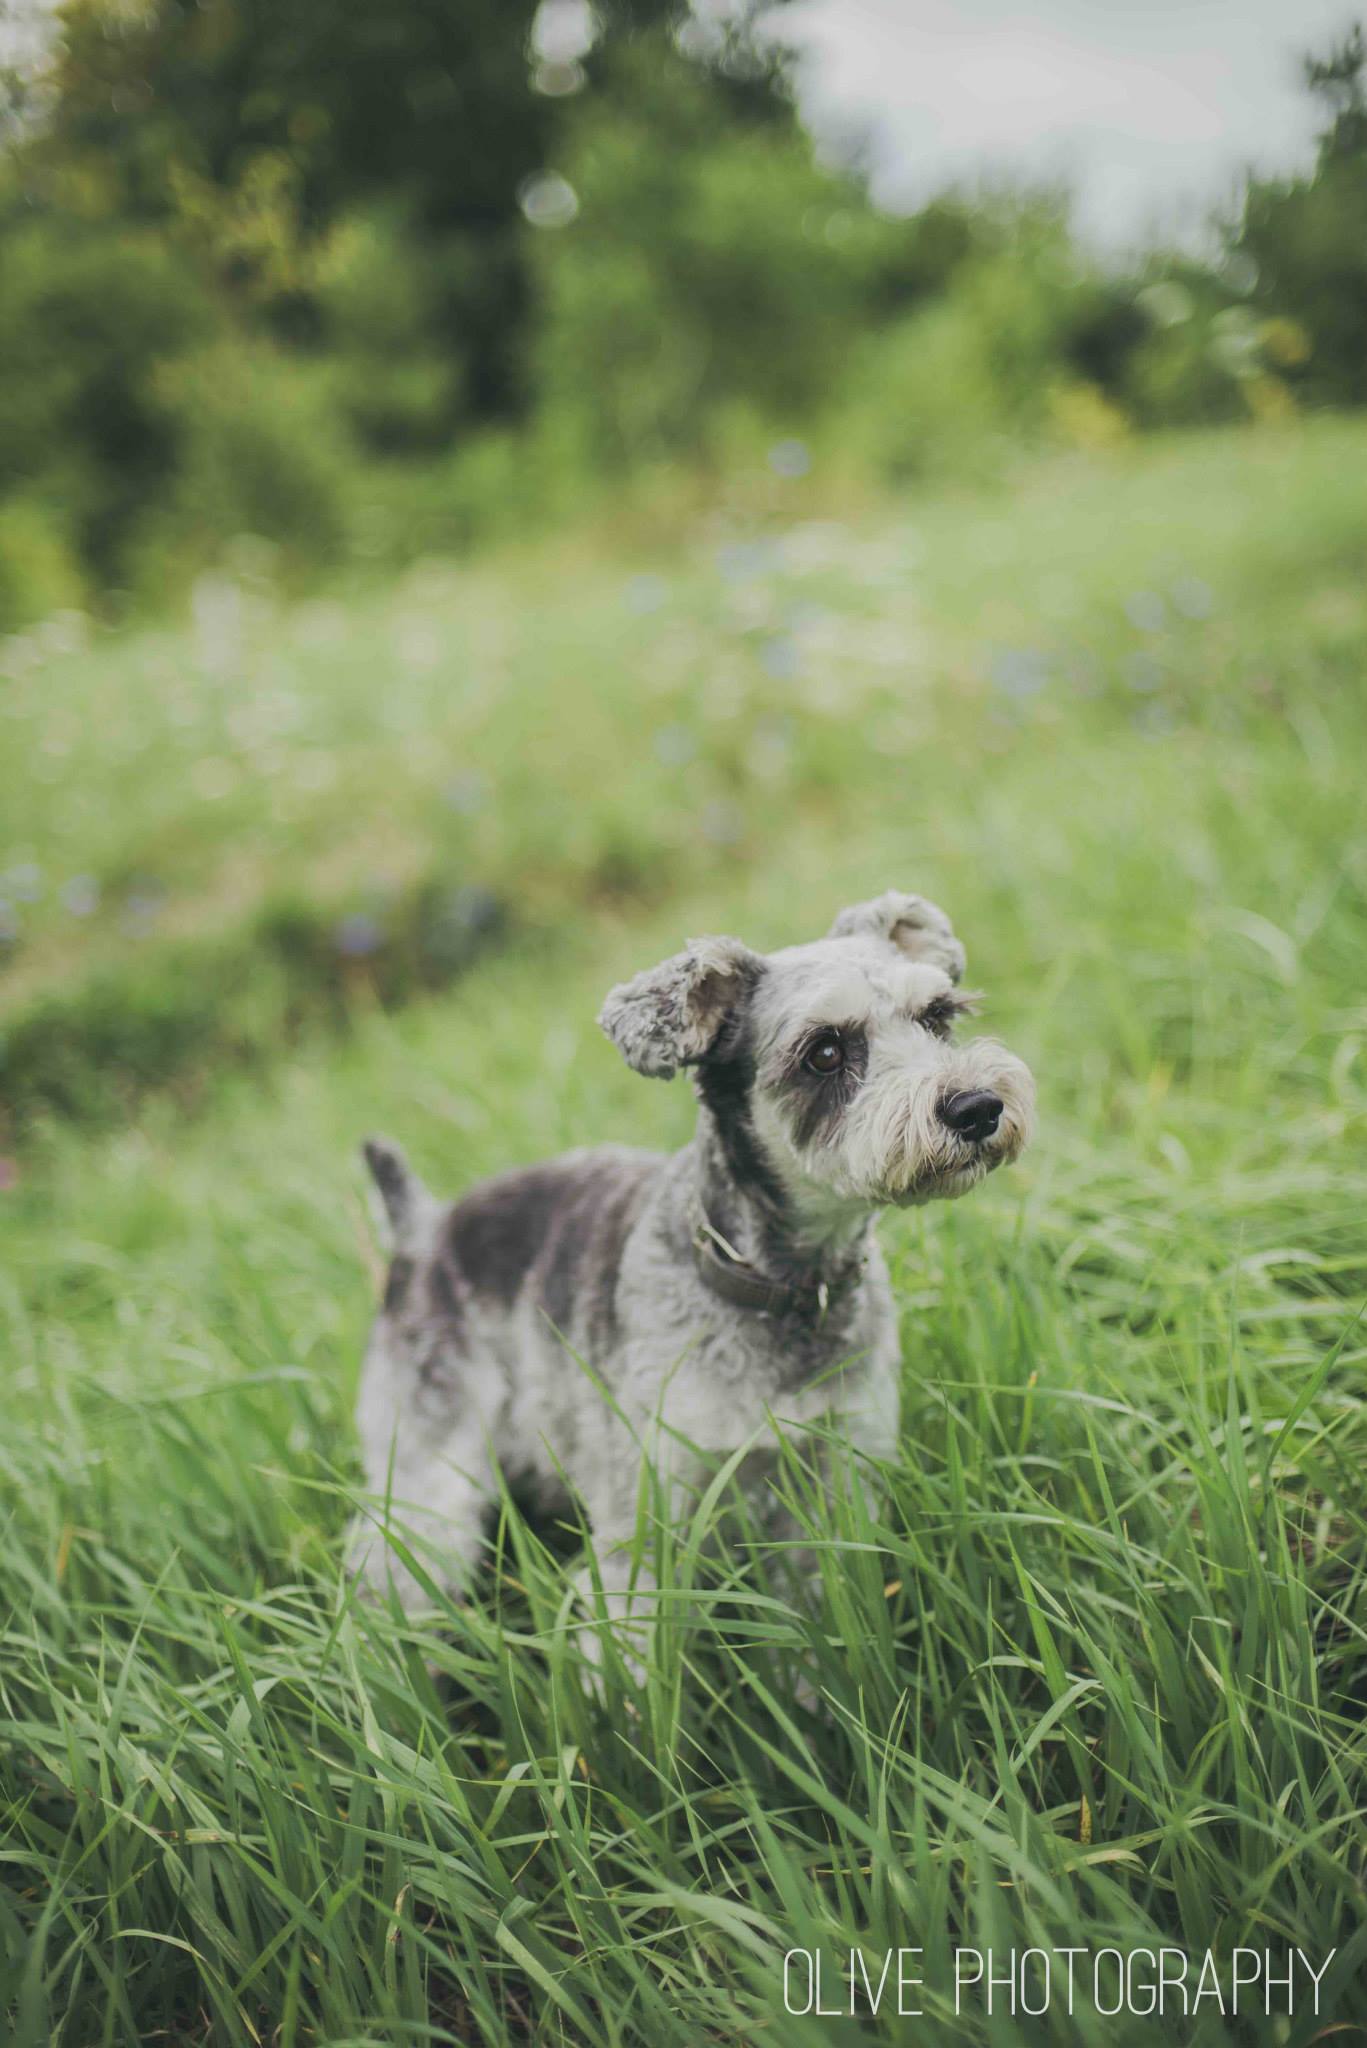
[760,1389,898,1708]
[573,1433,707,1691]
[574,1523,657,1691]
[345,1462,493,1613]
[347,1407,496,1615]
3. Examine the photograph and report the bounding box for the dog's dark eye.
[921,999,957,1039]
[804,1033,845,1076]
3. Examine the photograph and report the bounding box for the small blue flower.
[990,647,1050,699]
[1171,576,1214,620]
[623,574,668,615]
[335,913,385,958]
[1124,591,1167,634]
[443,773,488,816]
[715,542,772,584]
[1135,701,1177,738]
[768,439,811,480]
[123,881,165,934]
[3,862,40,903]
[1124,651,1164,694]
[700,800,744,846]
[653,725,697,767]
[759,635,800,681]
[62,875,100,917]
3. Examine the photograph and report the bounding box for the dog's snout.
[937,1088,1004,1142]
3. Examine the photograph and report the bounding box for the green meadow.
[3,419,1367,2045]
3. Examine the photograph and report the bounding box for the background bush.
[0,6,1362,627]
[4,15,1367,2043]
[527,40,879,469]
[134,344,350,586]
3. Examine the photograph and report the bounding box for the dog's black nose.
[938,1089,1003,1141]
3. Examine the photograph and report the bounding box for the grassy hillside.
[5,414,1365,1130]
[3,420,1366,2045]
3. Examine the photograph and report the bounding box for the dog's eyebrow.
[798,1015,868,1036]
[898,990,980,1022]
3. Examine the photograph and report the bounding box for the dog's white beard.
[760,1037,1035,1210]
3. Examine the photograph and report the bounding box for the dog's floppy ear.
[598,935,760,1080]
[828,889,966,983]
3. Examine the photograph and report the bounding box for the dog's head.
[599,891,1033,1216]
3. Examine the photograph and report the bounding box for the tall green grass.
[3,420,1366,2043]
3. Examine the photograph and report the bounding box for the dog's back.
[353,1141,664,1548]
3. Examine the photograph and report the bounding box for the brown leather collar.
[691,1213,861,1321]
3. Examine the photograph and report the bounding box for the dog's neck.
[689,1093,876,1293]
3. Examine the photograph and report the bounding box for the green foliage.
[1121,283,1255,428]
[836,295,1020,484]
[0,212,211,586]
[0,497,83,629]
[2,419,1366,2039]
[136,343,351,577]
[0,876,505,1137]
[310,206,467,453]
[36,0,794,420]
[2,9,1362,2026]
[1233,25,1367,404]
[0,0,817,612]
[43,0,546,410]
[867,193,983,312]
[5,415,1365,1131]
[0,7,1362,631]
[529,40,877,468]
[825,202,1140,481]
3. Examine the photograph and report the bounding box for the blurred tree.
[36,0,547,414]
[30,0,797,420]
[1305,22,1367,160]
[3,0,1357,632]
[0,220,211,578]
[527,33,867,468]
[1233,22,1367,403]
[868,196,981,315]
[0,0,48,144]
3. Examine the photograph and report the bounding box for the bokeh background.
[1,0,1366,1124]
[0,0,1363,634]
[4,9,1367,2045]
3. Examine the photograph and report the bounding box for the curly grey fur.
[826,889,967,983]
[347,889,1034,1675]
[596,934,759,1079]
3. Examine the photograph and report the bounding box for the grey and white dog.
[347,890,1033,1667]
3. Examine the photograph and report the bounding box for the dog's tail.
[361,1135,437,1251]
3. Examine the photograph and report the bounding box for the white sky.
[4,0,1353,250]
[775,0,1354,249]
